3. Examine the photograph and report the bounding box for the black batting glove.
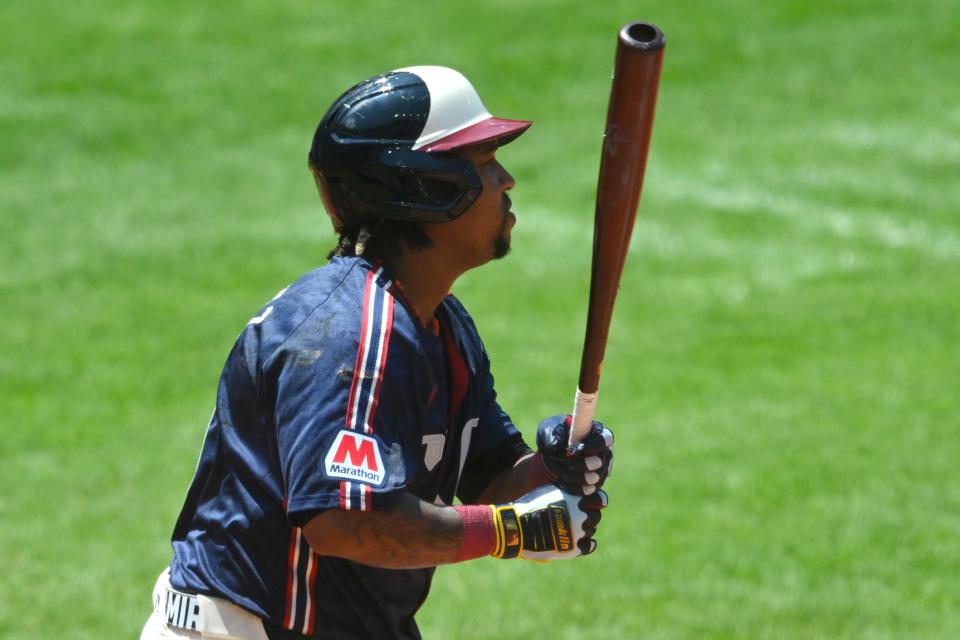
[536,415,614,496]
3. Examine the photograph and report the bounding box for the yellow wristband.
[490,505,522,559]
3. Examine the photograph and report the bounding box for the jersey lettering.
[248,287,289,325]
[421,434,445,471]
[248,306,273,325]
[456,417,479,485]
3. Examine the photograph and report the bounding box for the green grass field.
[2,1,958,638]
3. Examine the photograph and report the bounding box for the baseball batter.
[140,66,614,640]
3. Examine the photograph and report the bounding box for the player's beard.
[493,197,513,260]
[493,219,511,259]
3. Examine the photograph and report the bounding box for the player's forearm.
[473,452,553,504]
[303,493,466,569]
[302,452,557,569]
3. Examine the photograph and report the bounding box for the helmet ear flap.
[312,170,346,231]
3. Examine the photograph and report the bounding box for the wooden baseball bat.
[570,22,666,444]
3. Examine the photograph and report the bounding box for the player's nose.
[497,161,516,191]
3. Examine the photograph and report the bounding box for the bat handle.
[569,387,598,446]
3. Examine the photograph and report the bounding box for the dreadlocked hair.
[327,219,433,263]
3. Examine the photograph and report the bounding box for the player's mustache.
[502,195,512,212]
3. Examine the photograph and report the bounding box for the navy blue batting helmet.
[309,66,532,229]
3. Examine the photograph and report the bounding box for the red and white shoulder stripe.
[341,266,395,511]
[345,266,394,436]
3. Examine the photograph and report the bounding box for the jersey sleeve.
[268,280,427,526]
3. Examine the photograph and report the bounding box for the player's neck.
[388,249,462,328]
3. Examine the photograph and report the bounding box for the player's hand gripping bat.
[569,22,666,445]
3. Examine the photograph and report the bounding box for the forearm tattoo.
[316,495,463,569]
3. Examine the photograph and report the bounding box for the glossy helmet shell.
[309,66,531,228]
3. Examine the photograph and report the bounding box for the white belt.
[151,569,270,640]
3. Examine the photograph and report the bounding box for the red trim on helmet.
[421,117,532,152]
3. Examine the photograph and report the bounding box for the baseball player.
[141,66,615,640]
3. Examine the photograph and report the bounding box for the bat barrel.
[571,22,665,444]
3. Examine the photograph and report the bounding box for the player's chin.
[493,229,512,260]
[492,216,513,260]
[492,238,511,260]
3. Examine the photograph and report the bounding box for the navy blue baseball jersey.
[168,256,530,639]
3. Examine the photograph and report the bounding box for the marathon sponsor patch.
[324,430,386,486]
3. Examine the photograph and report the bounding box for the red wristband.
[452,505,496,562]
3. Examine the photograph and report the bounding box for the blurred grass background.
[2,0,958,638]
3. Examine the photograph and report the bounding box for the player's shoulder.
[236,257,366,361]
[285,255,369,306]
[247,257,429,365]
